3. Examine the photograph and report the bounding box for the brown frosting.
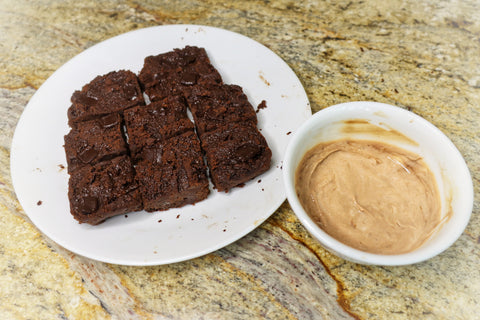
[295,139,443,255]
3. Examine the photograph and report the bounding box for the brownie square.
[67,70,145,125]
[124,95,194,159]
[201,122,272,192]
[64,113,127,173]
[138,46,222,102]
[68,155,142,225]
[186,84,258,136]
[135,131,210,212]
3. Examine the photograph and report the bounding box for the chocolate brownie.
[135,131,210,212]
[67,70,145,125]
[64,46,274,223]
[68,155,142,225]
[200,122,272,192]
[186,83,258,136]
[64,113,127,173]
[138,46,222,102]
[124,95,194,159]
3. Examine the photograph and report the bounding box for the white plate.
[10,25,311,265]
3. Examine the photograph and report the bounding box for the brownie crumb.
[286,131,292,135]
[256,100,267,113]
[223,229,226,232]
[58,164,65,170]
[125,215,128,218]
[37,200,42,206]
[176,214,180,219]
[257,179,262,183]
[158,219,162,223]
[259,72,270,86]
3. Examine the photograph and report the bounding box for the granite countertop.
[1,1,479,319]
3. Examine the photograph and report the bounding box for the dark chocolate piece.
[99,113,120,128]
[79,196,98,215]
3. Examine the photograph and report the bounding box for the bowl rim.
[283,101,474,266]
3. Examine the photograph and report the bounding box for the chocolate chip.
[78,147,98,163]
[79,196,98,214]
[184,53,197,64]
[72,92,98,105]
[142,148,161,163]
[123,84,137,98]
[236,143,261,160]
[180,72,197,85]
[99,114,119,128]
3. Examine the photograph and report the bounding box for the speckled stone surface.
[1,1,479,319]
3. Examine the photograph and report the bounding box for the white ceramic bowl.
[283,101,473,266]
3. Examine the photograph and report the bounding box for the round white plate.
[10,25,311,265]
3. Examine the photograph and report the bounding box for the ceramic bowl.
[283,101,473,265]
